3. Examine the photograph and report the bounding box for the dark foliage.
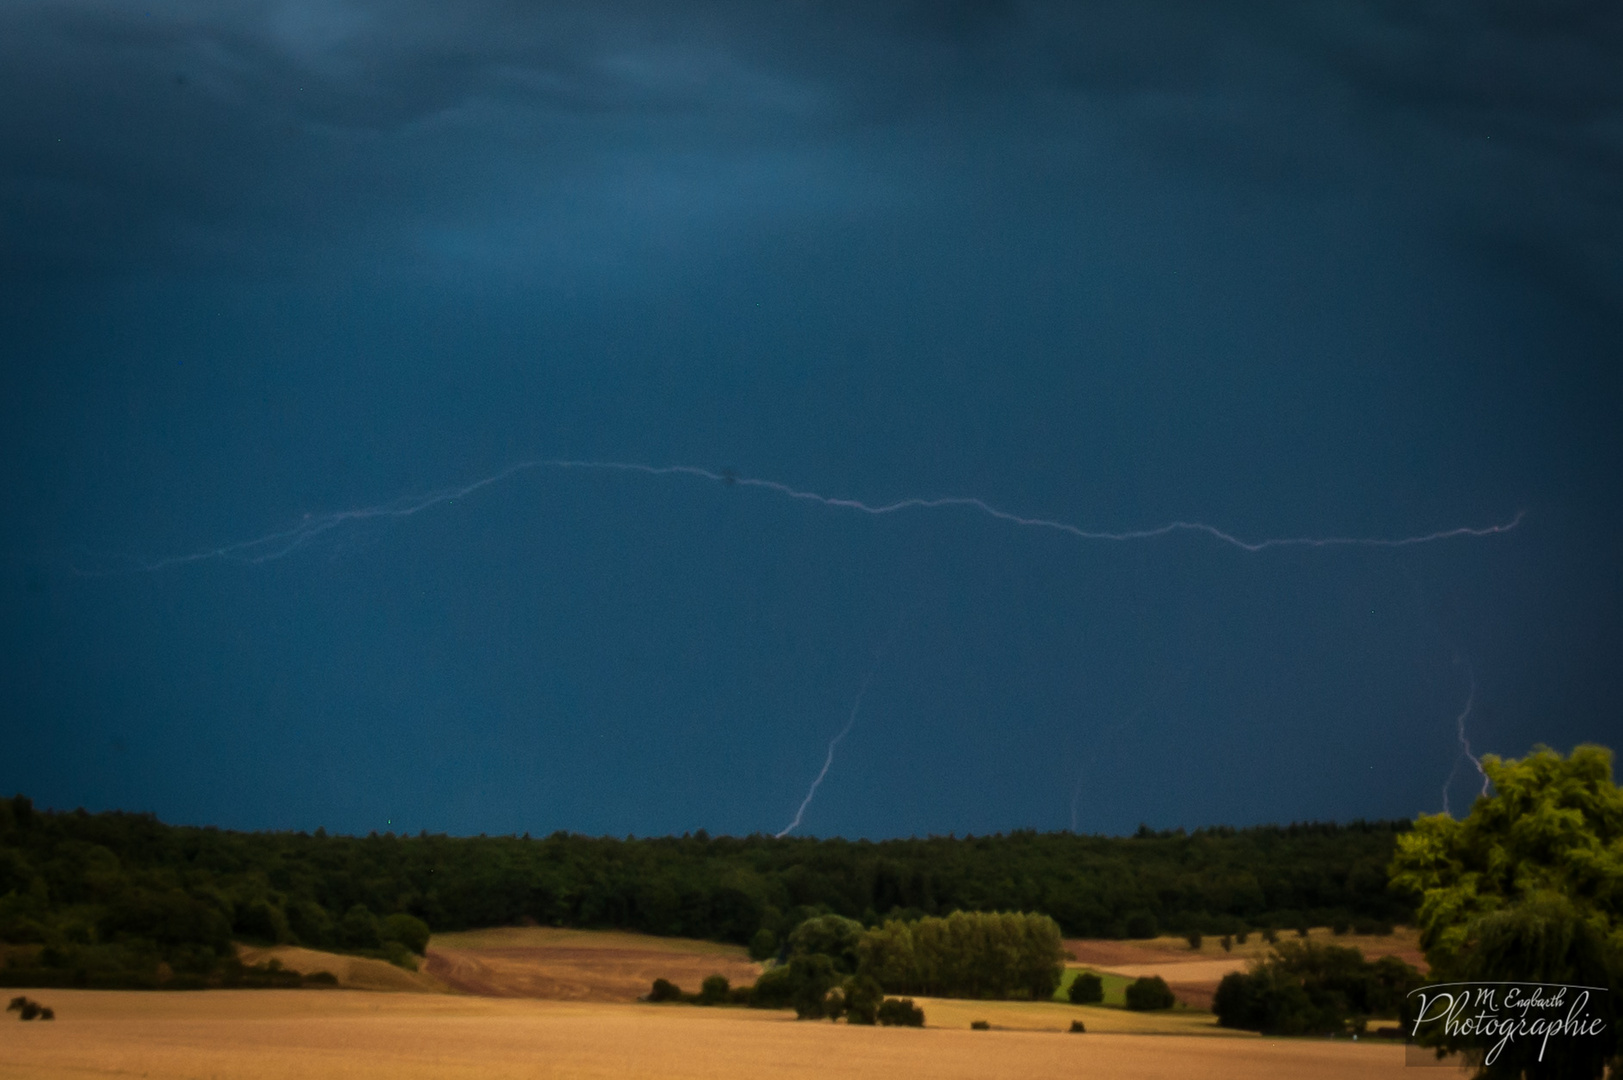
[877,997,924,1027]
[697,974,730,1005]
[8,995,52,1020]
[1124,975,1176,1010]
[1068,971,1104,1004]
[842,975,883,1025]
[1213,941,1422,1034]
[646,977,683,1002]
[1069,1019,1086,1032]
[970,1019,990,1030]
[0,795,1414,988]
[857,911,1065,1000]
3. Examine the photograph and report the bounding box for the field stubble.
[0,989,1432,1080]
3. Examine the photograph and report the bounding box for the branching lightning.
[81,458,1525,573]
[776,622,901,838]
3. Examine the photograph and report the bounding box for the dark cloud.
[1,0,1616,298]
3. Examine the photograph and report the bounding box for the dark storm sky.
[2,0,1619,839]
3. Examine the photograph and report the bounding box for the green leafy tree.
[788,915,864,973]
[646,977,683,1002]
[698,974,730,1005]
[787,954,840,1019]
[842,975,882,1025]
[339,904,381,950]
[1068,971,1104,1004]
[1389,744,1622,1079]
[747,928,778,962]
[875,997,924,1026]
[1124,975,1175,1011]
[379,913,431,955]
[1213,941,1421,1034]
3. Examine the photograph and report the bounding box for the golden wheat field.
[0,989,1447,1080]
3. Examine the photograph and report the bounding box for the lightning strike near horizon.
[776,624,900,838]
[1441,666,1490,817]
[78,459,1525,573]
[1069,666,1195,832]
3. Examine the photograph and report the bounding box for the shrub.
[877,997,925,1027]
[747,966,795,1009]
[1263,928,1279,945]
[697,974,730,1005]
[970,1019,990,1030]
[646,978,683,1003]
[788,915,864,974]
[1220,935,1232,952]
[234,899,291,944]
[842,976,882,1025]
[1124,976,1175,1011]
[1185,931,1202,950]
[339,904,381,950]
[379,913,431,955]
[747,928,778,962]
[1213,941,1422,1035]
[1235,930,1249,945]
[1067,972,1104,1005]
[1069,1019,1085,1033]
[7,996,48,1020]
[788,954,840,1019]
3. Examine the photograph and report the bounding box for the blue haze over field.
[1,1,1619,839]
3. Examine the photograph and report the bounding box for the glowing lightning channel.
[81,459,1525,574]
[776,624,900,838]
[1441,667,1490,817]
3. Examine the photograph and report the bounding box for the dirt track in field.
[424,927,762,1001]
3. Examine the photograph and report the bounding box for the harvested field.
[1063,927,1425,1011]
[0,989,1432,1080]
[237,944,449,994]
[425,926,761,1001]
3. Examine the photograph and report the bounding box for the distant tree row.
[0,793,1411,986]
[653,911,1059,1022]
[857,911,1065,1000]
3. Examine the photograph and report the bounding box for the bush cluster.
[1213,941,1421,1035]
[856,911,1065,1000]
[1124,975,1176,1011]
[7,995,53,1020]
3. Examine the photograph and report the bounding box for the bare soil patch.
[424,926,761,1001]
[0,989,1421,1080]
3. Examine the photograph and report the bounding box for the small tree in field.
[1068,972,1104,1005]
[646,978,683,1002]
[1124,976,1175,1011]
[698,974,730,1005]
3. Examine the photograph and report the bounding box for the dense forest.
[0,795,1411,987]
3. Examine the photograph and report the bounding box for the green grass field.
[1053,966,1136,1007]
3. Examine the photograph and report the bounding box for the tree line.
[0,793,1411,987]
